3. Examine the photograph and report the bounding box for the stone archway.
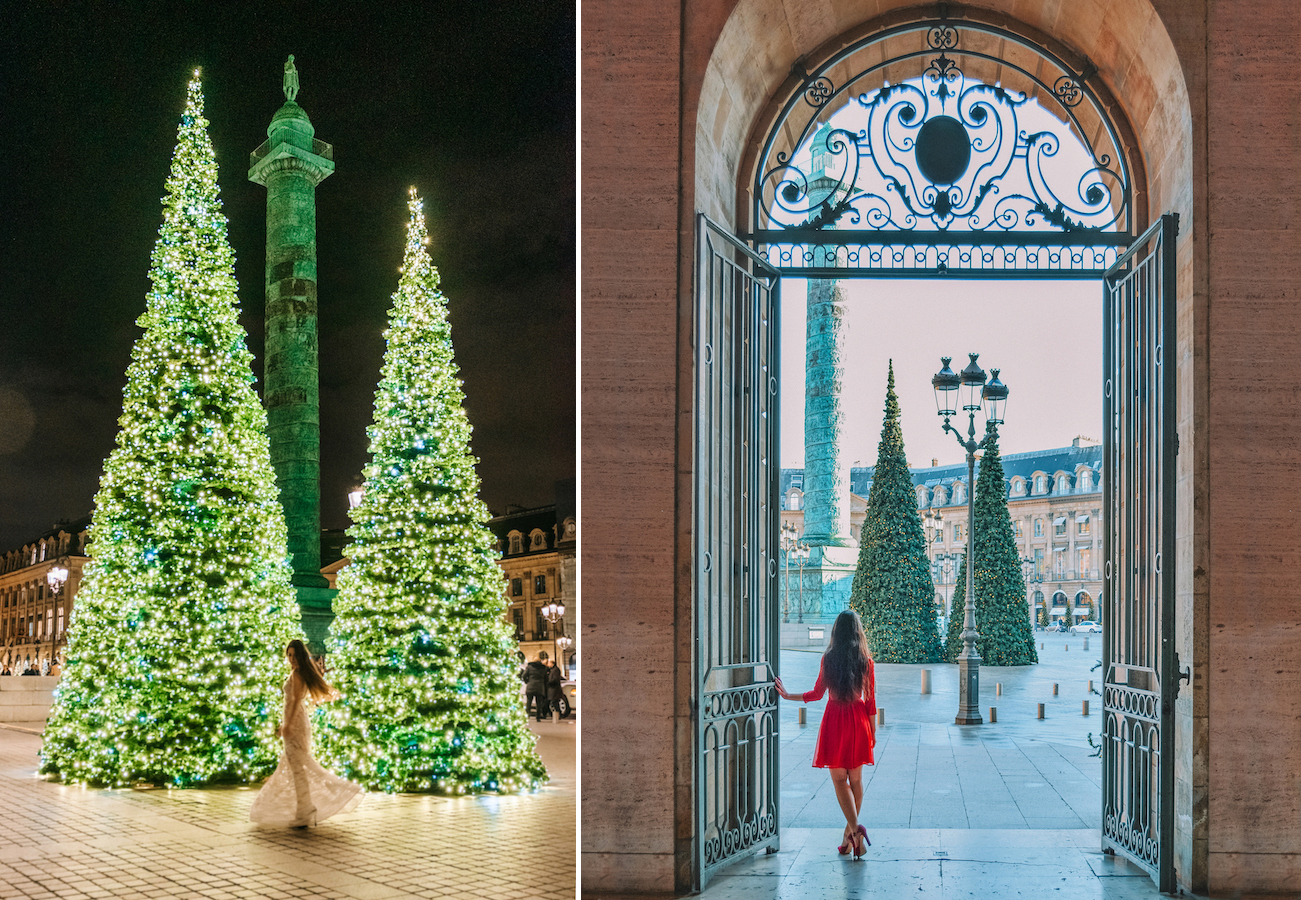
[688,0,1202,891]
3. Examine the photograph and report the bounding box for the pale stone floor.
[0,716,575,899]
[610,635,1241,899]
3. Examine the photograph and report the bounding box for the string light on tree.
[40,73,303,787]
[317,188,546,794]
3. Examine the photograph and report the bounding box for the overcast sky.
[0,2,574,550]
[780,278,1102,472]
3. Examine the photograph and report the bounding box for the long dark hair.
[824,610,870,699]
[287,639,337,702]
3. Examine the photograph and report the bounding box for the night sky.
[0,2,575,550]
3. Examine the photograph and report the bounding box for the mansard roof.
[780,442,1102,501]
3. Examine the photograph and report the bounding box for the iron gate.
[1101,213,1178,891]
[694,214,781,889]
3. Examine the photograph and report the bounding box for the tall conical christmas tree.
[848,363,944,663]
[317,189,545,794]
[943,426,1038,665]
[41,73,303,787]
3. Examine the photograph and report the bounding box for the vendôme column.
[249,55,336,648]
[797,123,858,625]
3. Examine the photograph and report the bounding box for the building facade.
[487,506,577,674]
[0,520,89,671]
[780,438,1103,628]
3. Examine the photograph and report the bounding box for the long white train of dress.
[249,676,363,827]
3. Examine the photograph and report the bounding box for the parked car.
[557,679,577,718]
[1070,621,1102,634]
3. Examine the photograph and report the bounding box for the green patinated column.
[249,55,336,649]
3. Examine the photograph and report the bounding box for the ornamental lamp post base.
[955,653,984,725]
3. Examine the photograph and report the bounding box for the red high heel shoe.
[853,824,870,858]
[837,829,853,855]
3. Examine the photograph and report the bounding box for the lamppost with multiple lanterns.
[780,520,810,623]
[922,509,944,623]
[932,353,1008,726]
[555,634,573,678]
[541,600,566,671]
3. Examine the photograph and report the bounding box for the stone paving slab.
[0,717,574,899]
[779,632,1104,832]
[691,828,1208,900]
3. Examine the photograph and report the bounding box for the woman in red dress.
[775,609,876,858]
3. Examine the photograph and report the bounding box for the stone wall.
[0,676,57,723]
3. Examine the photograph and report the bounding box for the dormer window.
[1034,474,1046,494]
[952,483,965,505]
[933,486,947,506]
[1056,474,1069,492]
[529,529,548,551]
[508,531,524,555]
[787,489,802,511]
[1010,477,1025,496]
[1079,470,1093,492]
[916,486,929,508]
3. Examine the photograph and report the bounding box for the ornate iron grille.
[749,15,1134,277]
[1101,214,1178,891]
[694,214,781,889]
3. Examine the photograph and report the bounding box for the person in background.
[523,652,550,722]
[545,656,564,719]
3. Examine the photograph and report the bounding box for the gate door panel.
[694,214,781,890]
[1101,213,1178,892]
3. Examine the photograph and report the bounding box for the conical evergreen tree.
[41,73,303,787]
[317,190,546,794]
[849,362,944,663]
[943,426,1038,665]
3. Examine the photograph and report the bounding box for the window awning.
[1054,516,1066,525]
[1050,606,1067,614]
[1076,513,1090,522]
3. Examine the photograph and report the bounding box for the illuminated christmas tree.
[943,427,1038,665]
[317,190,545,794]
[40,73,303,787]
[849,363,944,664]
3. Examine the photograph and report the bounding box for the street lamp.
[1021,555,1044,626]
[45,564,69,670]
[933,353,1009,726]
[555,635,573,678]
[780,521,809,623]
[541,601,565,670]
[922,510,944,625]
[347,485,364,510]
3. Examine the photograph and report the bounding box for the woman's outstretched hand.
[774,676,798,701]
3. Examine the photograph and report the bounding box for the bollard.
[876,709,885,726]
[798,707,807,725]
[1040,642,1044,650]
[1037,703,1045,719]
[1083,638,1089,652]
[989,707,997,723]
[921,669,931,695]
[1065,643,1069,651]
[996,682,1002,696]
[1088,679,1093,693]
[1082,700,1090,716]
[1053,683,1059,696]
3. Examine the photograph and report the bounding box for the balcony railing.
[249,136,335,167]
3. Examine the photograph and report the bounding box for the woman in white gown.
[249,639,363,828]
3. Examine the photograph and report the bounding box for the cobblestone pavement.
[0,717,574,899]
